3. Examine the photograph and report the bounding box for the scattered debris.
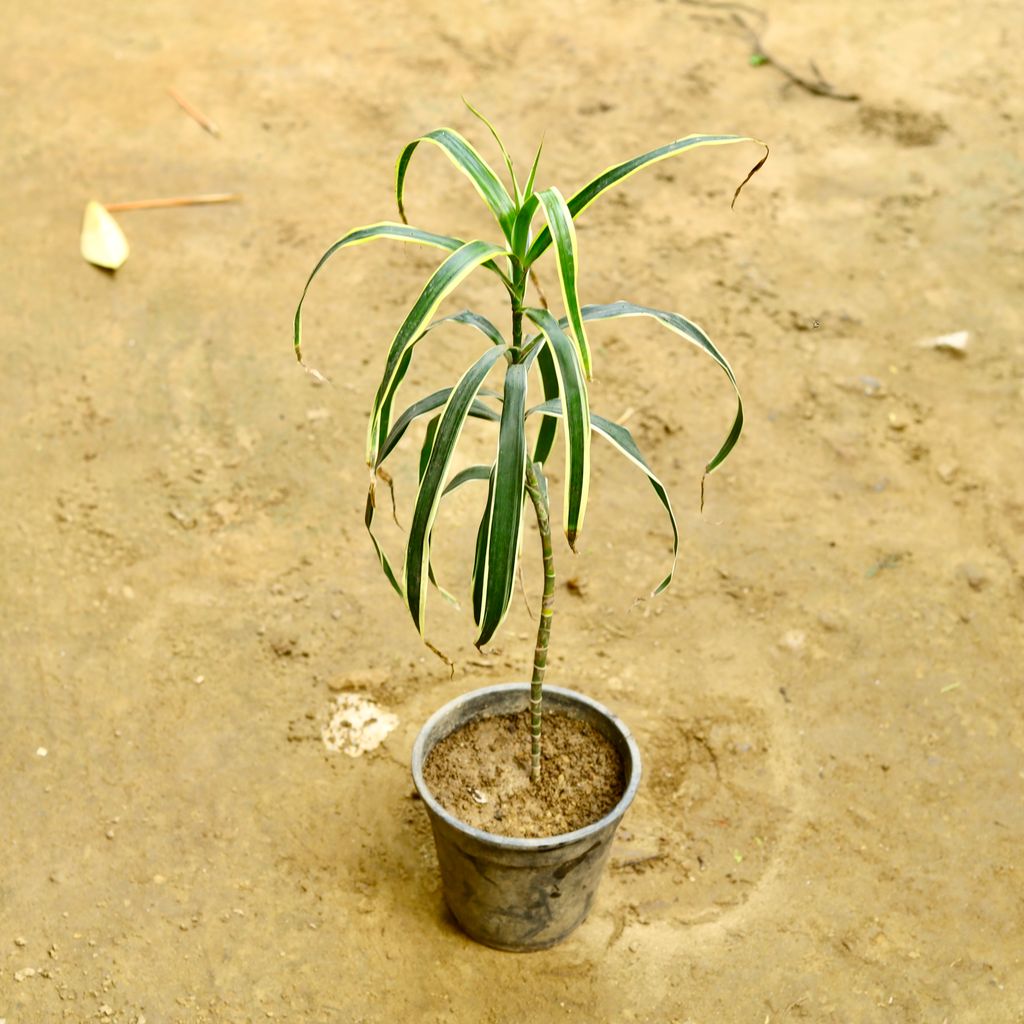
[679,0,859,101]
[919,330,969,356]
[866,553,904,578]
[81,200,130,270]
[321,693,398,756]
[168,86,221,137]
[81,194,240,270]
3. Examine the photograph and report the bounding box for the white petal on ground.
[80,200,129,270]
[321,693,398,757]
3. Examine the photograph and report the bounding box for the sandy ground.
[2,1,1023,1021]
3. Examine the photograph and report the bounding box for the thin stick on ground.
[679,0,860,102]
[104,194,241,212]
[168,87,221,136]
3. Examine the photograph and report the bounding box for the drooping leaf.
[475,362,528,646]
[396,128,517,241]
[526,134,768,265]
[404,345,508,635]
[366,240,508,466]
[579,301,743,473]
[523,307,591,550]
[529,400,679,595]
[377,387,499,468]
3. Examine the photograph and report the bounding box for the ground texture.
[2,1,1023,1021]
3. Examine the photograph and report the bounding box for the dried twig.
[678,0,860,102]
[168,87,221,136]
[104,194,240,212]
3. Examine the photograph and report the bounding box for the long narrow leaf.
[377,388,499,468]
[443,464,493,495]
[580,301,742,473]
[463,99,520,204]
[523,307,591,550]
[396,128,517,241]
[526,135,768,265]
[531,341,560,465]
[534,187,591,378]
[404,345,508,634]
[294,222,469,362]
[364,490,403,597]
[471,468,496,625]
[475,363,528,646]
[529,400,679,595]
[366,240,508,465]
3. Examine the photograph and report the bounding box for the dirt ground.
[2,1,1023,1021]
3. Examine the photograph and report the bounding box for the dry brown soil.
[2,1,1023,1022]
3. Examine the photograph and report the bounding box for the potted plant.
[294,106,766,950]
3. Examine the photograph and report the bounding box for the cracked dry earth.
[2,1,1023,1022]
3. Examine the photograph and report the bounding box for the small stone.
[14,937,26,947]
[779,629,806,652]
[887,410,909,431]
[99,1005,113,1017]
[959,563,988,591]
[14,967,36,982]
[936,461,959,484]
[152,874,167,885]
[36,747,48,757]
[105,829,115,840]
[628,941,640,953]
[817,611,843,632]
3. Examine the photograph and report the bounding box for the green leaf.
[531,341,560,465]
[294,221,472,363]
[463,99,520,205]
[443,464,493,495]
[475,362,528,647]
[523,138,543,200]
[364,490,403,598]
[579,301,743,473]
[523,307,591,550]
[526,134,768,265]
[377,387,499,468]
[294,223,513,365]
[404,344,508,635]
[529,400,679,596]
[396,128,517,241]
[511,193,539,262]
[366,240,508,466]
[471,468,496,625]
[534,187,591,378]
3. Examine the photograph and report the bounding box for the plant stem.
[523,459,554,783]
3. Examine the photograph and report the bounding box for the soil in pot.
[422,708,624,838]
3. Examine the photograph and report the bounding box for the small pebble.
[36,747,47,757]
[14,937,26,947]
[779,629,806,652]
[959,563,989,591]
[936,461,959,484]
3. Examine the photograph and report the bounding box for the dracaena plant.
[294,105,766,781]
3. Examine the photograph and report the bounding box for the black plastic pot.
[411,683,641,951]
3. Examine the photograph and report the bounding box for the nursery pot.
[411,683,641,951]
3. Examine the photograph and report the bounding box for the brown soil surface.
[2,2,1023,1022]
[422,709,625,837]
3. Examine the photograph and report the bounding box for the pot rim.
[411,682,641,851]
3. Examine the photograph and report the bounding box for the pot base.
[412,684,641,951]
